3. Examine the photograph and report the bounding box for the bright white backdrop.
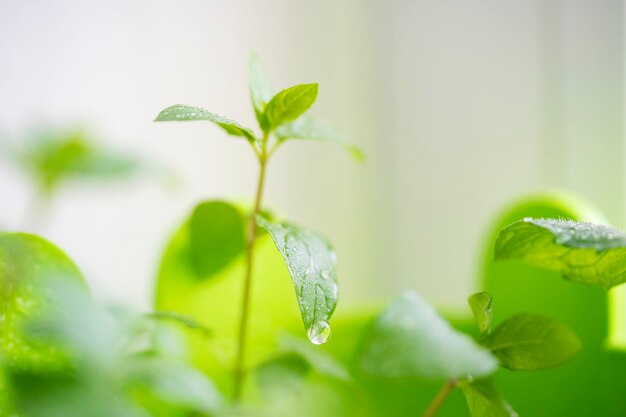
[0,1,623,312]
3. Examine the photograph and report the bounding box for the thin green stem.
[233,133,269,402]
[421,380,457,417]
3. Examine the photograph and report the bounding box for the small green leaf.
[468,292,493,335]
[154,104,256,143]
[481,313,581,371]
[188,201,245,279]
[461,378,518,417]
[357,291,498,380]
[256,216,338,345]
[275,117,364,161]
[495,218,626,288]
[248,51,272,131]
[264,84,318,130]
[278,334,350,381]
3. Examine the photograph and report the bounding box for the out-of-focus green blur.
[2,1,626,416]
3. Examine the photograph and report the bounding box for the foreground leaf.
[468,292,493,335]
[461,379,518,417]
[358,291,498,380]
[264,84,318,130]
[256,216,338,345]
[155,104,256,143]
[0,233,86,368]
[495,218,626,288]
[248,52,272,131]
[481,313,581,371]
[275,117,364,161]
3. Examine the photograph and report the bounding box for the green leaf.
[278,334,350,381]
[0,233,86,369]
[481,313,581,371]
[248,51,272,131]
[357,291,498,380]
[256,216,338,345]
[154,104,256,143]
[275,117,364,161]
[188,201,245,278]
[14,131,140,193]
[495,217,626,288]
[461,378,518,417]
[468,292,493,335]
[264,84,318,130]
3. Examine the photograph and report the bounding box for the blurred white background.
[0,0,623,311]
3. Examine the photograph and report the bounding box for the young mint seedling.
[155,52,362,401]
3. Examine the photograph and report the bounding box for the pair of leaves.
[495,217,626,289]
[468,291,581,371]
[155,61,316,139]
[155,53,362,160]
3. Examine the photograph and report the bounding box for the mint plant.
[356,290,580,417]
[154,52,361,401]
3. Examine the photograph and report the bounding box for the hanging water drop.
[307,320,331,345]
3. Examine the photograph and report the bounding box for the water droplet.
[307,320,331,345]
[321,269,332,280]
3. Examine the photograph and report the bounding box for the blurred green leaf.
[468,292,493,335]
[8,277,222,417]
[481,313,581,371]
[155,202,301,394]
[122,356,222,416]
[495,218,626,288]
[145,311,213,339]
[277,334,350,381]
[461,378,518,417]
[256,216,338,345]
[155,104,256,143]
[357,291,498,380]
[189,201,246,279]
[14,131,140,193]
[264,84,318,131]
[0,232,86,369]
[275,117,363,161]
[248,52,272,131]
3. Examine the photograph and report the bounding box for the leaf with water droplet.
[495,218,626,288]
[468,292,493,335]
[461,378,518,417]
[264,84,318,131]
[275,117,364,162]
[256,216,338,345]
[357,291,498,380]
[154,104,257,143]
[481,313,581,371]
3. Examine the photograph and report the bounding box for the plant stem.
[233,136,269,402]
[421,380,457,417]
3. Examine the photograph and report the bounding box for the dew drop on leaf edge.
[307,320,331,345]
